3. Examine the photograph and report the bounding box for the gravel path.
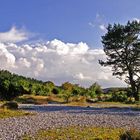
[0,104,140,140]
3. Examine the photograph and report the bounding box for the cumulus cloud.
[0,39,126,87]
[0,26,29,43]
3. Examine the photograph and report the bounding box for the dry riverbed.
[0,104,140,140]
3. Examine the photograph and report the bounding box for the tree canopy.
[99,21,140,101]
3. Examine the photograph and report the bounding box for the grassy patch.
[16,95,64,104]
[15,95,140,110]
[15,95,48,104]
[67,101,136,108]
[0,109,33,119]
[22,126,126,140]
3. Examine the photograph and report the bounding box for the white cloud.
[0,39,126,87]
[89,13,107,32]
[0,26,29,43]
[75,73,92,80]
[99,24,107,32]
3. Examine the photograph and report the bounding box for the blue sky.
[0,0,140,48]
[0,0,139,87]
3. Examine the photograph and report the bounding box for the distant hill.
[103,87,128,93]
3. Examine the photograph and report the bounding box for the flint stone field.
[0,104,140,140]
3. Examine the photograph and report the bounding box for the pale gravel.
[0,104,140,140]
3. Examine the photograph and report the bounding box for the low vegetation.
[0,109,32,119]
[1,101,18,110]
[22,126,140,140]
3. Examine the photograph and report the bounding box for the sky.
[0,0,140,87]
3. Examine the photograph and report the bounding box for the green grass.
[0,109,34,119]
[22,126,127,140]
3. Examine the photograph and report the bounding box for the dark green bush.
[1,101,18,110]
[120,129,140,140]
[52,87,60,94]
[110,91,128,102]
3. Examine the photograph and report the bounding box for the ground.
[0,103,140,140]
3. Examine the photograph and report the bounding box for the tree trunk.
[129,71,139,101]
[135,86,140,101]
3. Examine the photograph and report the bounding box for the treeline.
[0,70,134,103]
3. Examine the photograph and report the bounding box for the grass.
[15,95,140,111]
[15,95,64,104]
[22,126,128,140]
[67,101,140,108]
[0,109,34,119]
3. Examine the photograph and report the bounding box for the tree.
[99,21,140,101]
[62,82,73,91]
[61,82,74,103]
[0,80,24,101]
[88,83,103,99]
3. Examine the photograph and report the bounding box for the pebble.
[0,104,139,140]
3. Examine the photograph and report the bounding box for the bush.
[52,87,60,94]
[0,81,24,101]
[120,129,140,140]
[125,97,135,104]
[1,101,18,110]
[110,91,128,102]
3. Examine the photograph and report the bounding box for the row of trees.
[0,70,138,103]
[0,70,103,101]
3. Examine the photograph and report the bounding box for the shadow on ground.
[20,104,140,116]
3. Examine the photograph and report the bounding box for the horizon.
[0,0,139,87]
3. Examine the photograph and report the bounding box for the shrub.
[125,97,135,104]
[120,129,140,140]
[110,91,128,102]
[1,101,18,110]
[52,87,60,94]
[0,81,24,101]
[62,90,72,103]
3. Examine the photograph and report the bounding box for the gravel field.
[0,104,140,140]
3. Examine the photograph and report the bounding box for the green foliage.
[88,83,103,99]
[0,79,24,101]
[0,70,55,100]
[1,70,136,103]
[61,90,72,103]
[110,91,128,102]
[100,20,140,101]
[72,84,87,96]
[61,82,88,103]
[62,82,73,91]
[52,87,62,95]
